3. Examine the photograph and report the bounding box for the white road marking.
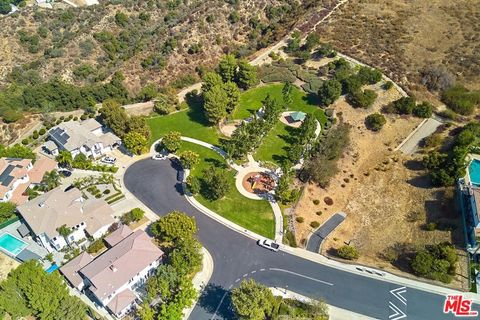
[390,287,407,305]
[228,284,233,289]
[243,274,248,277]
[260,268,265,271]
[235,278,240,283]
[251,270,256,274]
[389,301,407,320]
[212,291,229,319]
[269,268,334,286]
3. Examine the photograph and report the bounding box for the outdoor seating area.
[243,172,276,194]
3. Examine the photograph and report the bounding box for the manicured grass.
[255,121,298,166]
[234,83,328,124]
[180,141,275,238]
[147,106,220,147]
[238,83,328,166]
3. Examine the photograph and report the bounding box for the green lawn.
[147,105,220,147]
[180,141,275,238]
[238,83,327,166]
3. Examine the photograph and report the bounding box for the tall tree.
[318,79,342,106]
[218,54,238,83]
[223,81,240,114]
[123,131,148,155]
[202,72,223,93]
[150,210,196,243]
[282,81,293,107]
[162,131,182,152]
[41,170,61,191]
[178,150,199,169]
[99,99,129,137]
[55,150,73,167]
[203,85,228,124]
[236,60,258,89]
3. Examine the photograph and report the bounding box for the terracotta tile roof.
[28,156,58,184]
[0,158,32,198]
[10,182,29,205]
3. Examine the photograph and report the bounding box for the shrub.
[438,109,457,121]
[103,189,111,195]
[357,66,382,85]
[365,113,386,131]
[312,199,320,205]
[420,65,455,92]
[392,96,416,115]
[383,81,394,90]
[318,79,342,106]
[310,221,320,228]
[324,197,333,205]
[347,89,377,108]
[337,245,359,260]
[316,211,322,216]
[413,102,433,118]
[87,238,105,254]
[425,222,437,231]
[186,176,201,195]
[21,139,29,145]
[296,217,305,223]
[80,114,87,120]
[441,85,480,115]
[39,128,46,135]
[32,132,39,139]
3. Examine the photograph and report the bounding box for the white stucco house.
[45,119,121,159]
[17,187,115,252]
[60,227,164,318]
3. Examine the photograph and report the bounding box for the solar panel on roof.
[0,165,15,186]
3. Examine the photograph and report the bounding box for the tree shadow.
[302,92,320,106]
[205,157,228,169]
[406,175,433,189]
[404,159,424,171]
[197,283,236,320]
[185,92,211,127]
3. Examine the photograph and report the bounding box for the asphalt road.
[124,159,478,320]
[306,212,346,253]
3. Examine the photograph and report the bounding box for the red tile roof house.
[60,227,164,318]
[0,156,57,205]
[17,186,115,252]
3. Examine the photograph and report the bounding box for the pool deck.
[0,220,48,261]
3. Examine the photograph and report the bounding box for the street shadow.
[197,283,236,320]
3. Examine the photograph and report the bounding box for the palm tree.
[41,170,61,191]
[56,150,73,168]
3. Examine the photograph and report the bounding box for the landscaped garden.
[179,141,275,238]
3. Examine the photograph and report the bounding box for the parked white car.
[152,153,167,161]
[101,156,116,164]
[257,238,280,252]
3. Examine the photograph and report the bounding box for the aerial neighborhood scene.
[0,0,480,319]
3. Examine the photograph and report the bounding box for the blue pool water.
[45,264,59,274]
[0,233,28,256]
[469,159,480,185]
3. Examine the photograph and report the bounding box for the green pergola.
[290,111,306,122]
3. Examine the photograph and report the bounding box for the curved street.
[124,158,476,320]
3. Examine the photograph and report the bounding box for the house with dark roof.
[45,119,121,159]
[60,228,163,318]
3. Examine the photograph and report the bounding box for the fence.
[0,216,20,230]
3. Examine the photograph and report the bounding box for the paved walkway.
[306,212,346,253]
[396,117,443,154]
[270,287,375,320]
[151,137,284,242]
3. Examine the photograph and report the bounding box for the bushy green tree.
[218,54,237,83]
[347,89,377,108]
[223,81,240,114]
[318,79,342,106]
[203,85,228,124]
[236,59,258,89]
[124,131,148,155]
[186,176,201,195]
[441,85,480,115]
[99,99,129,137]
[150,210,196,243]
[201,166,231,200]
[413,102,433,118]
[162,131,182,152]
[41,170,61,191]
[392,96,416,115]
[304,32,320,51]
[231,279,275,320]
[282,81,293,107]
[202,72,223,93]
[178,150,199,169]
[337,245,359,260]
[0,202,16,224]
[169,237,203,276]
[357,66,382,84]
[365,113,386,131]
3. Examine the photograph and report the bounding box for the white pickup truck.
[257,238,280,252]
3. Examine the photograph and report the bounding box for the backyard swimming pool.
[469,159,480,185]
[0,233,28,256]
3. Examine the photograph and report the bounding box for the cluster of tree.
[441,85,480,116]
[0,144,35,160]
[223,94,283,159]
[285,31,321,62]
[286,114,317,164]
[99,99,150,154]
[318,62,382,108]
[121,208,145,225]
[153,87,180,115]
[275,169,299,204]
[202,55,258,124]
[383,96,433,118]
[423,121,480,186]
[40,170,61,192]
[56,152,118,173]
[161,131,182,153]
[0,202,16,224]
[302,123,351,187]
[0,261,87,319]
[231,279,328,320]
[410,242,457,283]
[199,166,231,200]
[140,211,202,319]
[0,71,129,123]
